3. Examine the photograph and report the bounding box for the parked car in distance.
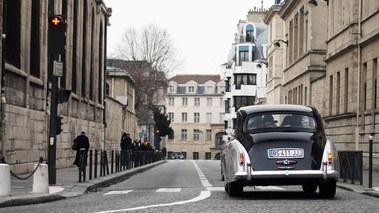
[221,104,339,198]
[171,152,185,159]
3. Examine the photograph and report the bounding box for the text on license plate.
[268,148,304,159]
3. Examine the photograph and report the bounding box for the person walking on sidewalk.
[120,133,132,151]
[161,147,167,161]
[73,131,90,167]
[120,133,132,166]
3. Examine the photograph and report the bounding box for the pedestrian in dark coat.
[120,133,132,151]
[73,131,90,167]
[162,147,167,161]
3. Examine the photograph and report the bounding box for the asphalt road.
[2,160,379,213]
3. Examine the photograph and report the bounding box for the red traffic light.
[155,129,160,134]
[49,16,65,26]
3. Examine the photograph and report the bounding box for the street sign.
[53,61,63,77]
[139,132,144,139]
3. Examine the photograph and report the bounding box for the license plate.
[268,148,304,159]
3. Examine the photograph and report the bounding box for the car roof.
[239,104,315,115]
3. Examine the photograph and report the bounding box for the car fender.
[321,138,340,179]
[223,139,251,183]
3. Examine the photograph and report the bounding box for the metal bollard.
[369,134,373,188]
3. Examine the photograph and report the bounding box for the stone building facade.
[323,0,379,169]
[166,75,225,159]
[0,0,114,174]
[265,0,379,169]
[105,66,139,149]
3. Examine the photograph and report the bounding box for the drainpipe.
[355,0,362,150]
[1,0,7,158]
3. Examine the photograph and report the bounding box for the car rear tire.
[319,180,336,198]
[227,180,243,197]
[302,184,317,194]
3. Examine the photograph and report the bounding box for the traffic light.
[155,129,160,135]
[57,88,71,103]
[48,15,66,54]
[56,115,63,135]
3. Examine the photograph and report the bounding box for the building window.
[336,72,340,114]
[218,86,225,94]
[239,51,249,64]
[344,68,349,113]
[6,0,21,68]
[329,75,333,115]
[206,86,213,93]
[194,113,200,123]
[234,74,257,89]
[169,86,175,93]
[206,129,211,141]
[225,77,231,92]
[182,113,187,123]
[194,98,200,106]
[194,129,200,141]
[206,113,212,123]
[30,0,41,78]
[225,98,231,113]
[181,129,187,140]
[188,86,195,93]
[182,98,188,106]
[207,98,212,106]
[219,113,225,123]
[169,98,175,106]
[233,96,255,111]
[168,112,174,122]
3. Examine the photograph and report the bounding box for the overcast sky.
[105,0,274,75]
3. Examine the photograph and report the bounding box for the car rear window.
[245,113,316,130]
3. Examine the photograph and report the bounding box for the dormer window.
[206,86,213,94]
[188,86,195,93]
[169,86,175,93]
[245,24,254,42]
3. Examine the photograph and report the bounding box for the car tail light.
[327,152,333,164]
[240,153,245,165]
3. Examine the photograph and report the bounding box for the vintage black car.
[221,104,339,198]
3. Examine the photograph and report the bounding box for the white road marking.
[255,186,286,190]
[95,160,213,212]
[192,160,212,187]
[206,187,224,191]
[103,190,133,195]
[95,191,211,213]
[156,188,181,192]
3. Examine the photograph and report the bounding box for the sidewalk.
[0,161,165,208]
[0,162,379,208]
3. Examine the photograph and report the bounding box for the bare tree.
[116,23,182,77]
[109,23,182,123]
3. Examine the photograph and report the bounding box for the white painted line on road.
[103,190,133,195]
[255,186,286,190]
[94,191,211,213]
[192,160,212,187]
[206,187,224,191]
[156,188,181,192]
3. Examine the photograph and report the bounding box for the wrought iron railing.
[338,150,363,185]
